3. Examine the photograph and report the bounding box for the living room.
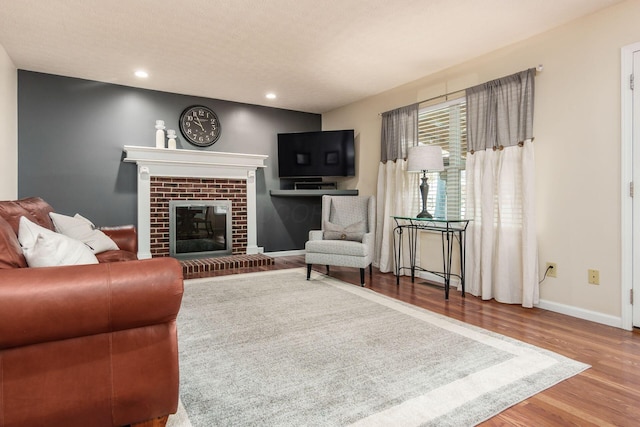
[2,0,638,327]
[1,0,640,425]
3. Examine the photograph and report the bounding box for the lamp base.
[416,173,433,219]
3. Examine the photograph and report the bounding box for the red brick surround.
[150,176,247,257]
[181,254,274,279]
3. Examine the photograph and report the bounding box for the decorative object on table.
[155,120,166,149]
[407,145,444,218]
[167,129,177,149]
[179,105,221,147]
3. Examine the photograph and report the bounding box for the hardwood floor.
[195,255,640,426]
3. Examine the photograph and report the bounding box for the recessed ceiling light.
[266,93,277,100]
[134,70,149,78]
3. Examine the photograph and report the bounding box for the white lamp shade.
[407,146,444,172]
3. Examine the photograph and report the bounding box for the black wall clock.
[179,105,221,147]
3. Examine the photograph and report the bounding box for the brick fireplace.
[123,146,267,259]
[150,177,245,257]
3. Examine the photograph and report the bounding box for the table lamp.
[407,145,444,218]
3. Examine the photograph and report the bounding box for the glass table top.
[392,215,472,223]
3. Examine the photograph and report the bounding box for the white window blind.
[416,97,467,218]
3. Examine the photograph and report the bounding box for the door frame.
[621,42,640,330]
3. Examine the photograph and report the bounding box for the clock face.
[179,105,221,147]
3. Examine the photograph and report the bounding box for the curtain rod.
[378,64,543,116]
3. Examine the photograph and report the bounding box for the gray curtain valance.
[466,69,535,153]
[380,103,419,163]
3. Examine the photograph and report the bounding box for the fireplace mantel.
[123,146,268,259]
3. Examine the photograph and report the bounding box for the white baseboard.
[265,249,305,257]
[419,270,621,328]
[419,271,622,328]
[417,271,461,287]
[535,299,622,329]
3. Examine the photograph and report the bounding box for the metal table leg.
[408,224,418,283]
[459,229,466,297]
[393,225,402,286]
[441,228,455,300]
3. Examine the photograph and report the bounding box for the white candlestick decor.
[155,120,166,148]
[167,129,177,150]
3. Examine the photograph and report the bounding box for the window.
[416,97,467,218]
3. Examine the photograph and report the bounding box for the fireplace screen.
[169,200,232,259]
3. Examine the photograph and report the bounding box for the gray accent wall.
[18,71,322,252]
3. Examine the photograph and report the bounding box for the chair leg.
[306,264,312,280]
[326,265,330,274]
[369,264,373,276]
[360,268,365,286]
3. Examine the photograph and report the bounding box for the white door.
[633,50,640,327]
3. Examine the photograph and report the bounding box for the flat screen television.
[277,130,355,178]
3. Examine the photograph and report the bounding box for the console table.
[392,216,471,300]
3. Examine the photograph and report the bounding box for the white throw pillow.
[73,213,96,228]
[18,216,99,267]
[49,212,119,254]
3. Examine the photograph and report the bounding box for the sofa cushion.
[50,212,119,254]
[306,239,369,257]
[100,225,138,254]
[328,196,370,231]
[18,217,99,267]
[0,216,27,269]
[0,197,55,233]
[95,250,138,263]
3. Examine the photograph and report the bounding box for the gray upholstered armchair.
[305,195,376,286]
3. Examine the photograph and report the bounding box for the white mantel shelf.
[123,145,268,179]
[122,145,268,259]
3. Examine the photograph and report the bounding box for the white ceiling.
[0,0,622,114]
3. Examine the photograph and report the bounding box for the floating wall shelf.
[269,189,359,197]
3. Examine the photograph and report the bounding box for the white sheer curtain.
[375,104,419,273]
[376,160,418,272]
[465,69,539,307]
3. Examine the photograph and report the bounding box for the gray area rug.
[168,268,589,426]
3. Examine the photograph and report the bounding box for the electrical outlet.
[546,262,557,278]
[588,269,600,285]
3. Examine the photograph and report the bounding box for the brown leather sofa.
[0,197,184,427]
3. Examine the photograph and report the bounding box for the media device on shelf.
[277,130,355,179]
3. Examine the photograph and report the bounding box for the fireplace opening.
[169,200,233,259]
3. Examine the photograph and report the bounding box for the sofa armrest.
[0,257,183,350]
[101,224,137,254]
[309,230,323,241]
[362,231,374,247]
